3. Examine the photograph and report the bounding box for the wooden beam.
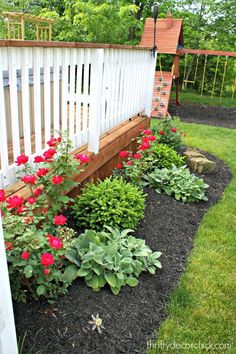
[0,39,152,51]
[178,48,236,57]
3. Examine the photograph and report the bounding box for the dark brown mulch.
[168,101,236,129]
[14,152,232,354]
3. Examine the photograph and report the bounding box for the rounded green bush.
[150,143,185,169]
[72,177,146,231]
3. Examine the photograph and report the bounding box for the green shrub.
[72,177,146,231]
[149,143,185,170]
[153,117,184,151]
[144,165,209,203]
[66,227,162,294]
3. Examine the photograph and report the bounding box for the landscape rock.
[184,149,216,174]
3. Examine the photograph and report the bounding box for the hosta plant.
[72,177,146,231]
[143,165,209,203]
[66,227,162,295]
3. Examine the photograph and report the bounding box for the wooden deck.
[151,71,173,118]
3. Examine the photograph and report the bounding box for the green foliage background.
[0,0,235,96]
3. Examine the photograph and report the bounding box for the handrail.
[0,39,152,51]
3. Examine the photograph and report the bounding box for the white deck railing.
[0,41,156,188]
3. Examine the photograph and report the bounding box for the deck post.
[88,48,104,154]
[0,217,18,354]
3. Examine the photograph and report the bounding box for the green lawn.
[170,89,236,108]
[149,121,236,353]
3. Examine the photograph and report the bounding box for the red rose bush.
[0,133,89,302]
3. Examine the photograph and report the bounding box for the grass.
[149,121,236,353]
[170,89,236,108]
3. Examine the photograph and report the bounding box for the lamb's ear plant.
[143,165,209,203]
[66,227,162,295]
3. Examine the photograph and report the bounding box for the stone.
[187,157,216,174]
[183,149,205,159]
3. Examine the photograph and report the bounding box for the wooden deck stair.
[151,71,173,118]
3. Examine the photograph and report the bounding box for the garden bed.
[14,151,232,354]
[169,101,236,129]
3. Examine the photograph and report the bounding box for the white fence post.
[0,217,18,354]
[88,48,104,154]
[143,51,157,117]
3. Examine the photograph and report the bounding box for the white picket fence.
[0,42,156,188]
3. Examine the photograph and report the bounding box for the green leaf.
[148,266,156,274]
[36,285,46,296]
[126,277,138,287]
[77,267,90,277]
[110,286,120,295]
[105,272,117,287]
[24,265,33,278]
[63,265,78,282]
[154,260,162,268]
[86,275,99,290]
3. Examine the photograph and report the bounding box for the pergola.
[2,12,54,41]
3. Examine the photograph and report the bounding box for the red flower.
[27,197,36,205]
[134,153,142,160]
[138,142,151,151]
[127,161,133,166]
[159,130,165,135]
[17,205,28,214]
[116,163,123,169]
[43,268,51,276]
[53,215,67,226]
[6,195,24,209]
[119,150,129,159]
[48,236,63,250]
[33,188,42,197]
[171,127,177,133]
[40,253,55,267]
[0,189,6,202]
[143,129,152,135]
[75,153,90,164]
[5,241,13,251]
[52,175,63,185]
[21,175,37,185]
[147,135,157,142]
[15,154,28,166]
[36,168,49,177]
[42,207,47,214]
[23,216,34,224]
[47,137,61,147]
[139,125,144,131]
[34,156,45,163]
[21,251,30,260]
[43,148,57,160]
